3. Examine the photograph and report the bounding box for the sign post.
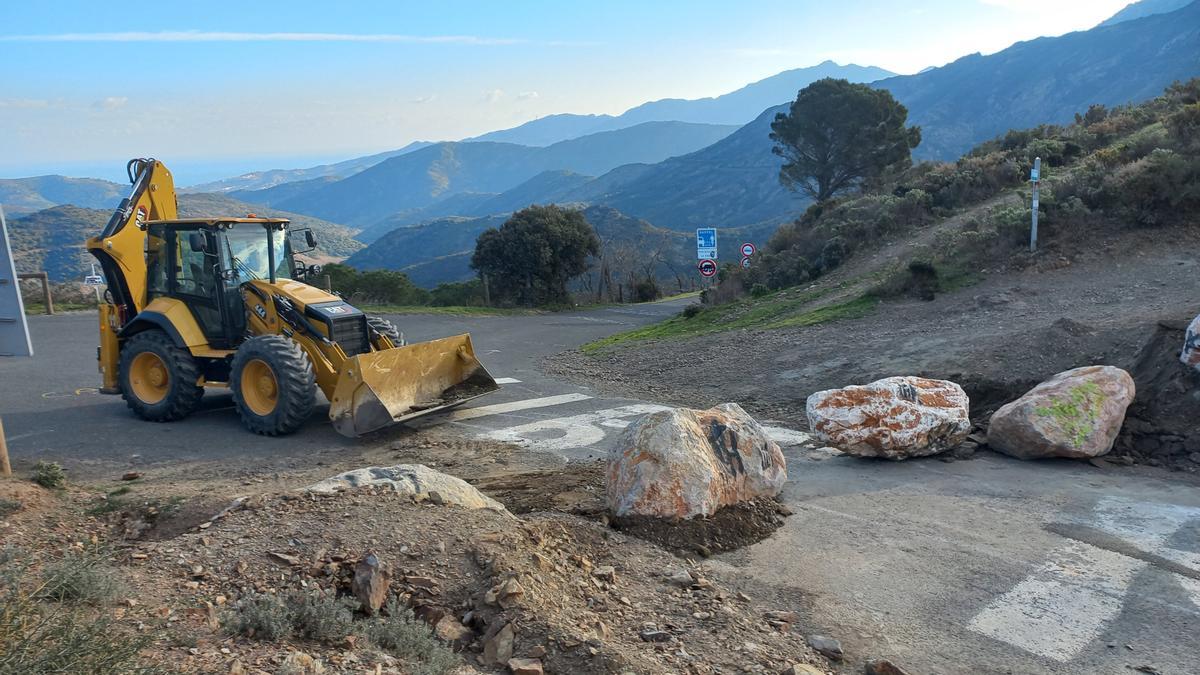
[0,205,33,358]
[1030,156,1041,252]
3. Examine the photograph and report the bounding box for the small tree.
[471,205,600,306]
[770,78,921,203]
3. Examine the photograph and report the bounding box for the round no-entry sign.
[740,242,756,257]
[698,259,718,277]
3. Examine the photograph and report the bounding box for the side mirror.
[305,230,317,249]
[188,232,208,253]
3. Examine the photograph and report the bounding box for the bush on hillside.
[321,263,430,306]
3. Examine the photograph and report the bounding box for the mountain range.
[260,121,739,227]
[467,61,895,146]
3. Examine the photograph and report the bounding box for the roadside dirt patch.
[612,497,792,558]
[124,488,828,674]
[473,461,606,516]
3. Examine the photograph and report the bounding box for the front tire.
[119,330,204,422]
[230,335,316,436]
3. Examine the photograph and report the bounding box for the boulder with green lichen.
[987,366,1135,460]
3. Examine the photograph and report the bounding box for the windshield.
[221,225,291,282]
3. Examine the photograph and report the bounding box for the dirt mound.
[612,497,792,557]
[473,462,607,516]
[126,489,827,674]
[1108,320,1200,471]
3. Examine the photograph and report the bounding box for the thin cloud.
[0,31,525,45]
[484,89,505,103]
[94,96,128,110]
[516,91,540,100]
[411,94,437,104]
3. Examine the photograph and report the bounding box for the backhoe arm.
[85,158,179,392]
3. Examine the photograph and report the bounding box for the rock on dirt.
[865,658,912,675]
[304,464,508,513]
[351,551,390,613]
[806,634,844,661]
[1181,313,1200,373]
[806,376,971,460]
[988,365,1136,460]
[607,403,786,519]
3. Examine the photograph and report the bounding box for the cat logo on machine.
[254,303,267,319]
[134,205,148,230]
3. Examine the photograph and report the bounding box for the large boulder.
[1182,314,1200,373]
[305,464,508,513]
[607,403,786,520]
[806,377,971,460]
[988,366,1135,460]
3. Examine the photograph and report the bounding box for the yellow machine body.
[84,158,498,436]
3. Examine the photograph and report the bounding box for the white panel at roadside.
[0,205,33,357]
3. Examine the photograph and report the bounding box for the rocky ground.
[0,424,835,675]
[548,224,1200,473]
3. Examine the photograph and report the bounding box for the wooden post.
[17,272,52,314]
[0,417,11,477]
[322,274,332,293]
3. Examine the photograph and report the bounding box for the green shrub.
[630,278,662,303]
[428,279,486,307]
[1107,149,1200,226]
[360,601,459,675]
[37,553,122,605]
[31,462,65,489]
[288,591,357,644]
[1,549,158,674]
[681,304,703,319]
[224,593,294,641]
[750,283,769,298]
[0,499,19,518]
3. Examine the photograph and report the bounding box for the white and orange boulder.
[607,403,786,520]
[806,376,971,460]
[1182,314,1200,373]
[988,365,1135,460]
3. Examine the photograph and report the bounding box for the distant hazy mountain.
[184,141,434,193]
[7,205,109,280]
[177,193,364,258]
[883,0,1200,159]
[1099,0,1193,26]
[272,121,738,227]
[346,206,778,288]
[0,176,125,216]
[470,61,895,146]
[353,169,594,242]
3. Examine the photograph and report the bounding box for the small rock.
[1189,452,1200,465]
[267,551,301,567]
[780,665,824,675]
[121,472,142,481]
[434,615,473,643]
[228,659,245,675]
[507,658,543,675]
[666,569,694,587]
[807,635,843,661]
[351,552,390,614]
[865,658,912,675]
[483,622,516,665]
[764,610,800,624]
[640,629,673,643]
[527,645,547,658]
[592,565,617,583]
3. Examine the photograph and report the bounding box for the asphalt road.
[3,303,1199,674]
[0,300,690,469]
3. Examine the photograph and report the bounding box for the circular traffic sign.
[740,242,756,257]
[698,259,718,278]
[740,256,752,269]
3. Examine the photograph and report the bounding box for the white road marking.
[481,403,669,452]
[762,425,813,447]
[969,497,1200,661]
[968,541,1143,661]
[494,377,522,385]
[448,393,592,421]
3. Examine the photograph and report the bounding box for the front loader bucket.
[328,334,499,437]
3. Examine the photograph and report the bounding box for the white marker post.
[1030,156,1041,252]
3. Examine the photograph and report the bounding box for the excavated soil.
[548,225,1200,473]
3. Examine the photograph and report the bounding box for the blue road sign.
[696,227,717,260]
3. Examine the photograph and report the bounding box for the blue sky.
[1,0,1134,184]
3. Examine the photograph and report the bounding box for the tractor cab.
[144,218,318,349]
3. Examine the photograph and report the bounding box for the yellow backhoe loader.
[85,158,498,436]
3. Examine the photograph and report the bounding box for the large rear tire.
[366,315,404,346]
[231,335,316,436]
[118,330,204,422]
